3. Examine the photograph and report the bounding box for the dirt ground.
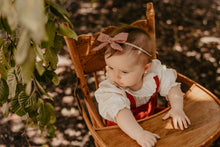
[0,0,219,146]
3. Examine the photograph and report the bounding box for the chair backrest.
[63,2,156,128]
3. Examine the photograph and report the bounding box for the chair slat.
[93,72,99,89]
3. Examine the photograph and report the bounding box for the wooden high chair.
[63,2,220,147]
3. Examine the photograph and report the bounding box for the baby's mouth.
[112,81,123,87]
[116,82,126,88]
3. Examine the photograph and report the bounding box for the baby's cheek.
[108,72,112,78]
[108,72,115,81]
[124,77,134,84]
[130,77,140,84]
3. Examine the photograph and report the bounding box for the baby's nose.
[114,71,121,80]
[112,72,120,84]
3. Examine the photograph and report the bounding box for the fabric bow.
[92,32,128,51]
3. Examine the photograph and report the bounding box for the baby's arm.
[163,85,191,130]
[116,108,160,147]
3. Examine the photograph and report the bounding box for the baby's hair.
[105,25,156,63]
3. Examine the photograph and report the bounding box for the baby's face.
[105,51,147,91]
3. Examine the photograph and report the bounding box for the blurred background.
[0,0,219,146]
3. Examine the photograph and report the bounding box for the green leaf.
[27,98,42,123]
[2,44,11,65]
[58,24,77,39]
[0,78,9,105]
[18,91,37,108]
[35,80,52,100]
[53,36,63,54]
[0,18,3,30]
[35,70,57,84]
[27,109,38,123]
[18,91,27,108]
[16,91,37,120]
[0,0,18,30]
[26,91,37,108]
[0,16,12,34]
[35,98,43,108]
[46,124,56,137]
[35,61,45,76]
[2,103,9,117]
[16,83,25,93]
[11,94,26,116]
[33,45,44,61]
[52,73,60,86]
[46,0,73,27]
[46,0,69,17]
[37,102,55,125]
[14,29,30,64]
[49,114,56,124]
[42,37,62,71]
[0,46,9,80]
[15,65,23,83]
[0,63,7,80]
[15,0,47,43]
[21,46,35,84]
[0,40,4,48]
[0,44,10,69]
[25,80,32,96]
[44,48,58,70]
[61,14,74,29]
[6,68,17,99]
[45,21,56,48]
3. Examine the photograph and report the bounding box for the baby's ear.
[144,63,152,73]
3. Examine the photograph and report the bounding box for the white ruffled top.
[95,59,179,122]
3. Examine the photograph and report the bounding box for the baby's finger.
[173,118,178,129]
[140,142,149,147]
[182,118,188,129]
[177,118,184,130]
[185,115,191,125]
[162,113,170,120]
[147,141,154,147]
[153,133,160,139]
[150,138,157,147]
[139,141,150,147]
[144,139,154,147]
[149,135,157,144]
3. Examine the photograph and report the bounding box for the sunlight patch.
[199,36,220,47]
[64,128,81,137]
[62,96,74,104]
[61,107,79,117]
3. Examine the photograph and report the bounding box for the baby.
[94,26,190,147]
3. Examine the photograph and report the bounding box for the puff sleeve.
[95,79,130,122]
[149,59,180,97]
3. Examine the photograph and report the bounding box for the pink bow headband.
[92,32,152,57]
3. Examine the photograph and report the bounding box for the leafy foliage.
[0,78,9,105]
[0,0,77,137]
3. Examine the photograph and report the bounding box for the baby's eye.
[122,71,128,74]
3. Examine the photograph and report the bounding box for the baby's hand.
[162,108,191,130]
[135,130,160,147]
